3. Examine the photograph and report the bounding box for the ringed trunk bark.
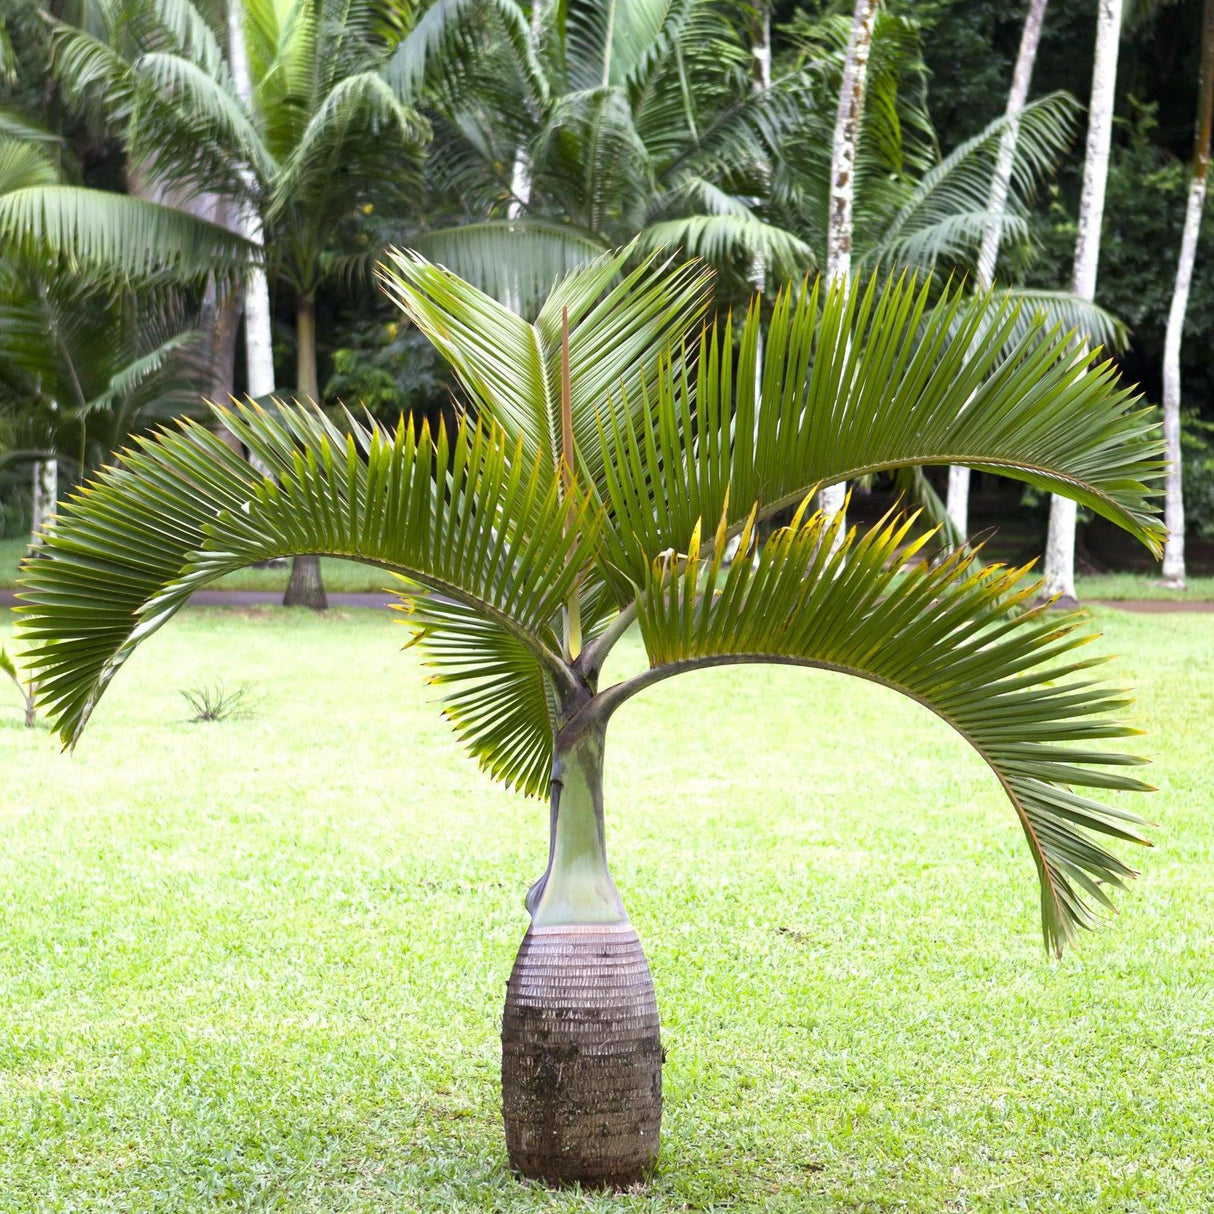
[284,295,327,609]
[502,726,662,1186]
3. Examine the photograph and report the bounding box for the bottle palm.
[17,248,1164,1185]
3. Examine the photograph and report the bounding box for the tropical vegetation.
[2,0,1211,1198]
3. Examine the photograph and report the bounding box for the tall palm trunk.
[283,295,328,609]
[502,0,547,313]
[31,446,57,542]
[1043,0,1122,604]
[748,1,771,403]
[819,0,877,538]
[1160,0,1214,587]
[749,0,771,300]
[947,0,1048,539]
[501,721,661,1184]
[228,0,275,402]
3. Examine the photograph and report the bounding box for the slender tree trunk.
[1042,0,1122,605]
[1161,0,1214,587]
[947,0,1049,539]
[819,0,877,537]
[31,452,57,542]
[748,1,771,404]
[228,0,275,403]
[502,722,661,1185]
[283,295,328,609]
[502,0,547,313]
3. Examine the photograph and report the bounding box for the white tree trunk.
[947,0,1049,541]
[749,2,771,402]
[826,0,876,285]
[502,0,547,312]
[1042,0,1122,604]
[819,0,876,537]
[228,0,275,401]
[975,0,1049,291]
[1161,173,1207,585]
[1160,0,1214,586]
[31,456,57,541]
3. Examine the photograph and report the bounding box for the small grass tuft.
[180,680,254,723]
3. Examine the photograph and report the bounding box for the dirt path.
[3,589,1214,614]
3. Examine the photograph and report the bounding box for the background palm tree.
[0,131,213,538]
[48,0,431,605]
[411,0,814,313]
[815,0,877,543]
[19,248,1164,1185]
[947,0,1049,540]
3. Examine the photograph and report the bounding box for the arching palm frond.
[609,504,1152,955]
[639,211,815,278]
[16,252,1165,955]
[18,401,591,771]
[0,136,58,194]
[0,186,256,284]
[0,109,63,145]
[129,50,276,184]
[411,220,609,316]
[868,92,1078,272]
[595,272,1163,592]
[563,0,675,93]
[266,69,425,222]
[382,0,547,106]
[996,287,1129,353]
[72,327,206,422]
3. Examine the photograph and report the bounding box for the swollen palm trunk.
[500,725,662,1185]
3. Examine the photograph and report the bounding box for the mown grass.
[1,603,1211,1212]
[6,535,1214,600]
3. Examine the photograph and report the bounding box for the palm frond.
[995,288,1129,353]
[869,92,1079,271]
[377,245,713,494]
[17,402,589,752]
[72,328,205,420]
[0,109,64,145]
[266,69,425,220]
[639,211,815,278]
[0,137,60,195]
[618,504,1152,955]
[0,186,256,284]
[596,272,1164,591]
[131,51,276,182]
[412,220,609,315]
[383,0,547,106]
[400,592,557,796]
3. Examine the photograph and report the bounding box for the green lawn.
[7,534,1214,600]
[1,604,1211,1212]
[0,537,393,593]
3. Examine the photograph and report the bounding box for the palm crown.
[20,245,1164,957]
